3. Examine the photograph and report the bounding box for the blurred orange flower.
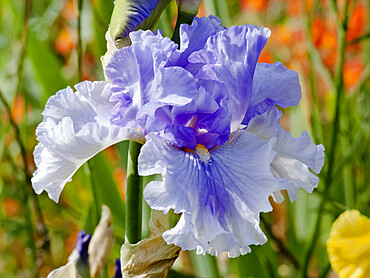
[55,27,76,55]
[113,167,126,200]
[343,59,365,89]
[2,198,20,217]
[258,49,274,63]
[240,0,269,11]
[346,4,366,42]
[61,0,78,20]
[311,16,337,68]
[197,3,206,17]
[11,94,24,124]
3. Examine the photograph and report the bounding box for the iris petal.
[139,130,281,256]
[167,15,225,69]
[106,30,198,136]
[247,106,324,201]
[32,81,144,202]
[189,25,271,131]
[243,62,302,124]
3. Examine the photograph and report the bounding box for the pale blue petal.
[189,25,271,131]
[247,106,325,201]
[243,62,302,124]
[167,15,225,69]
[32,81,144,202]
[139,130,280,256]
[106,30,198,133]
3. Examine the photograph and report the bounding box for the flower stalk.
[125,141,143,244]
[77,0,83,82]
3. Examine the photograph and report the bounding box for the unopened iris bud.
[47,231,91,278]
[88,205,115,278]
[68,231,91,278]
[113,258,122,278]
[110,0,158,46]
[109,0,171,48]
[120,210,180,278]
[69,231,91,265]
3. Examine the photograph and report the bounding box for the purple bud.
[75,230,91,263]
[114,258,122,278]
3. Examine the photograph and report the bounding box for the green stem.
[1,88,52,277]
[87,160,102,224]
[77,0,83,82]
[346,32,370,46]
[10,0,52,274]
[142,175,157,238]
[303,4,324,143]
[300,1,349,276]
[125,141,143,244]
[191,252,220,278]
[203,0,231,26]
[172,10,196,46]
[260,215,300,270]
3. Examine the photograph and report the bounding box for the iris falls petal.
[247,106,325,201]
[32,81,144,202]
[139,131,282,256]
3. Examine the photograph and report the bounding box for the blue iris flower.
[32,16,324,257]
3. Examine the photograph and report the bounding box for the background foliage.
[0,0,369,277]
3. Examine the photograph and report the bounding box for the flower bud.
[120,210,180,278]
[88,205,115,278]
[110,0,174,48]
[46,262,82,278]
[68,231,91,265]
[101,29,118,78]
[110,0,158,41]
[68,230,91,277]
[114,258,123,278]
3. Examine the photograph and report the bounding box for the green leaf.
[89,151,126,238]
[27,31,69,102]
[191,251,220,278]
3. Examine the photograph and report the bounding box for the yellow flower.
[327,210,370,278]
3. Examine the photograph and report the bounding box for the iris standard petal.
[106,30,198,134]
[188,25,271,131]
[167,15,225,69]
[243,62,302,124]
[247,106,325,201]
[169,85,230,149]
[139,130,281,256]
[32,81,144,202]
